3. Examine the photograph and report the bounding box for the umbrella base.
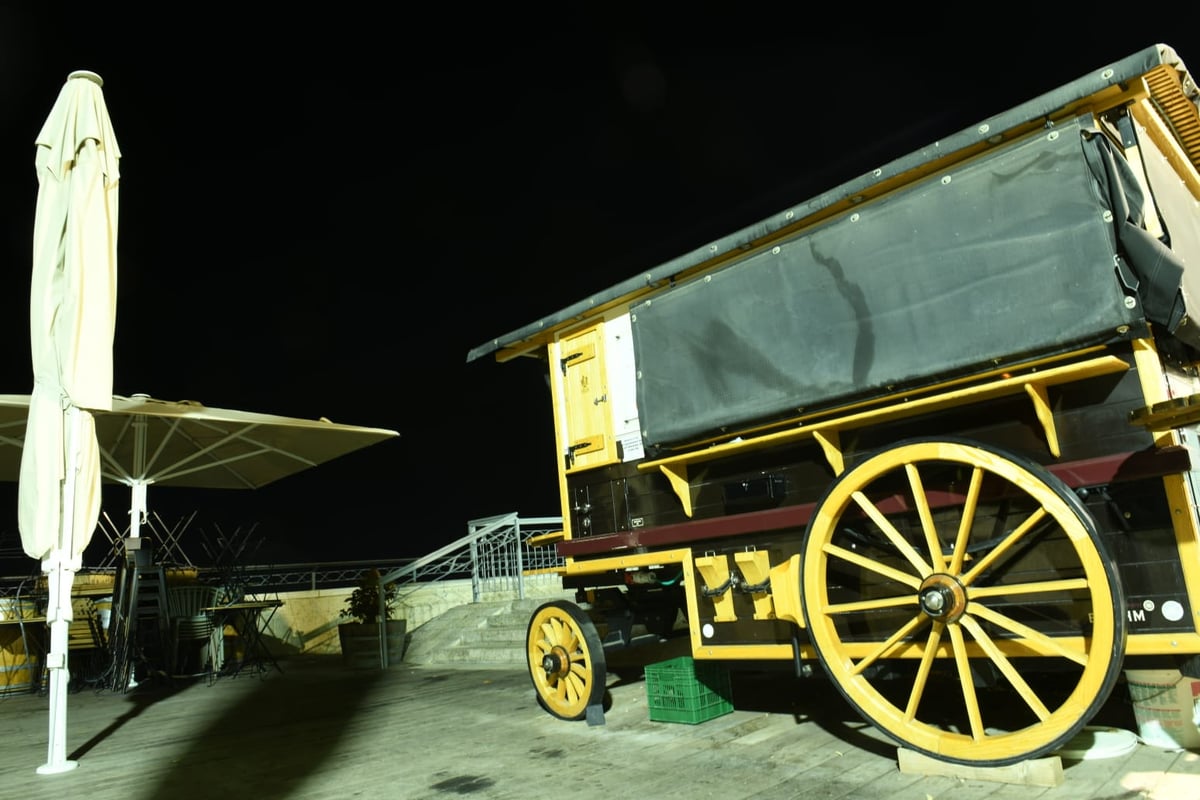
[37,760,78,775]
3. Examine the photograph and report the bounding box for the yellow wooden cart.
[468,43,1200,766]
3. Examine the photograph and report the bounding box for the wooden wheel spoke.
[948,466,983,575]
[959,613,1051,720]
[905,621,944,721]
[960,507,1048,586]
[967,602,1088,664]
[906,463,947,573]
[827,594,919,614]
[822,543,922,589]
[948,625,985,740]
[852,490,933,577]
[850,613,929,675]
[968,577,1088,599]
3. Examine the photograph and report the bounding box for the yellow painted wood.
[811,428,843,476]
[768,555,804,628]
[733,550,774,619]
[1124,631,1200,655]
[656,462,693,517]
[799,439,1121,764]
[691,643,803,660]
[694,554,736,622]
[526,601,605,721]
[526,531,565,547]
[1023,381,1058,457]
[640,354,1128,510]
[560,324,617,472]
[561,548,692,574]
[1130,75,1200,199]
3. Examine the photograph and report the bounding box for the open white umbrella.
[0,393,399,540]
[18,70,119,776]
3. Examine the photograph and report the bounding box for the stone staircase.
[403,596,566,666]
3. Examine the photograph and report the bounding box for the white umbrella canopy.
[17,69,119,776]
[0,393,400,539]
[19,70,118,562]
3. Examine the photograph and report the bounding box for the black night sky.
[0,8,1195,567]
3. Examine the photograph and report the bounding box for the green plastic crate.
[644,656,734,724]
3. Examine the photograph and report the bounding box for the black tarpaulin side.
[1087,132,1191,342]
[629,116,1144,451]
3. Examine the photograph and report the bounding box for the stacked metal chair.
[166,585,220,684]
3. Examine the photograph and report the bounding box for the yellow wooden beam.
[641,354,1128,514]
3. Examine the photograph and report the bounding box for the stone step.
[405,594,572,666]
[437,642,529,664]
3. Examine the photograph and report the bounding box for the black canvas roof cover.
[466,43,1196,364]
[630,114,1151,447]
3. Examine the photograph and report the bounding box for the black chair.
[166,586,220,683]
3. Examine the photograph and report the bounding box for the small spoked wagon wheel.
[801,437,1125,766]
[527,600,607,721]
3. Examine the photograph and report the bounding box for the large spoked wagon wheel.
[527,600,607,721]
[801,437,1125,766]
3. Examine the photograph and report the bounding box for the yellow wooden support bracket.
[811,429,843,476]
[768,555,803,628]
[657,462,693,517]
[733,550,774,620]
[694,553,737,622]
[642,353,1127,514]
[1023,381,1059,458]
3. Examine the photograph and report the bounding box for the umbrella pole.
[130,481,146,539]
[38,405,85,775]
[38,565,76,774]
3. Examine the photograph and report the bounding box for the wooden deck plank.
[0,656,1197,799]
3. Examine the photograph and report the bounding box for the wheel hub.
[541,646,570,679]
[918,573,967,622]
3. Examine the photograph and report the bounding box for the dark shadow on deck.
[134,655,386,800]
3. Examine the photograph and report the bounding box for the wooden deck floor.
[2,655,1199,800]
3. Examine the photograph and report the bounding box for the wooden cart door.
[559,325,617,471]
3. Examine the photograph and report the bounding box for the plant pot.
[338,620,407,669]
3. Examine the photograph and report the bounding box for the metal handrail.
[373,512,564,666]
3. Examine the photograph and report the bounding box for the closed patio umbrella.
[18,70,119,775]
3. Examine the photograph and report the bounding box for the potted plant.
[337,568,406,668]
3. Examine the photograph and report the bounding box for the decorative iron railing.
[1,512,565,602]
